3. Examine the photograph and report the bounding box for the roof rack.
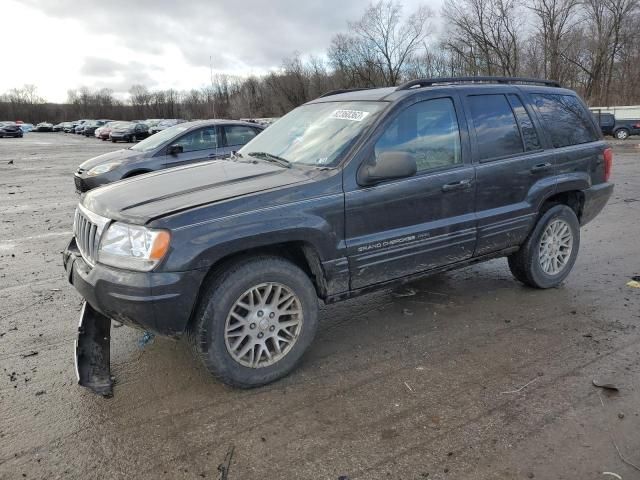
[396,76,561,91]
[318,88,371,98]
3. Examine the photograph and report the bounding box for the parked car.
[108,121,151,143]
[74,120,264,192]
[19,123,34,133]
[148,118,186,135]
[0,121,23,138]
[53,122,66,132]
[610,119,640,140]
[64,77,613,396]
[75,121,91,134]
[63,122,79,133]
[145,118,163,130]
[591,110,640,140]
[96,121,124,141]
[35,122,54,132]
[83,120,110,137]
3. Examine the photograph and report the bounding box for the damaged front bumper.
[63,237,205,396]
[75,302,113,397]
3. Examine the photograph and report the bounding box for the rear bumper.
[63,238,206,336]
[581,182,614,225]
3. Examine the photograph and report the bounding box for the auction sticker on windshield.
[329,110,370,121]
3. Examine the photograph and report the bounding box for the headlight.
[86,162,121,176]
[98,223,170,271]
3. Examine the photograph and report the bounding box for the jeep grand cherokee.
[63,76,613,396]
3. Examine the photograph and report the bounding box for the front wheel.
[508,205,580,289]
[189,256,319,388]
[615,129,629,140]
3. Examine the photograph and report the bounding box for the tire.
[508,205,580,289]
[614,129,629,140]
[189,256,319,388]
[111,138,116,143]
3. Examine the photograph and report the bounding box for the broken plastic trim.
[75,301,113,397]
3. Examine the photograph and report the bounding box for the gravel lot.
[1,133,639,480]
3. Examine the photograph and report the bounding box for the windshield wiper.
[247,151,292,168]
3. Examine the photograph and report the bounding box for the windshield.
[130,124,190,152]
[238,101,386,167]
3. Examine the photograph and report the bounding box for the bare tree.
[565,0,639,104]
[527,0,579,82]
[443,0,524,76]
[329,1,433,86]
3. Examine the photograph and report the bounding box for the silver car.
[73,120,264,192]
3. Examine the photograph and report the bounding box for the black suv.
[591,110,640,140]
[63,77,613,396]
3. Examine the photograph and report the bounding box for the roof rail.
[318,88,371,98]
[396,76,561,91]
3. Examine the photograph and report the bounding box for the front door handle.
[530,162,552,173]
[441,178,473,192]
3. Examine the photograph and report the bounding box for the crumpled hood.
[78,148,144,171]
[82,160,311,224]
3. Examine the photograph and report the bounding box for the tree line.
[1,0,639,123]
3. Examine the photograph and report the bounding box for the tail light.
[633,123,640,129]
[603,147,613,181]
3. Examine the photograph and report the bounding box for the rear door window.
[224,125,259,147]
[467,94,523,161]
[507,94,541,151]
[532,94,598,148]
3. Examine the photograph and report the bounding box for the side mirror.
[358,151,417,186]
[167,144,183,155]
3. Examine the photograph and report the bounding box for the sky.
[3,0,436,103]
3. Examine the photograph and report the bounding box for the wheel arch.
[122,169,153,179]
[184,240,328,333]
[539,189,585,221]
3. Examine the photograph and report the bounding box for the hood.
[82,160,312,224]
[78,148,144,171]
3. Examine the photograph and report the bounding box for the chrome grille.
[73,205,109,266]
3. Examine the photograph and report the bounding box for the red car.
[98,121,125,141]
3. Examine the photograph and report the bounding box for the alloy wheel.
[538,219,573,275]
[224,282,303,368]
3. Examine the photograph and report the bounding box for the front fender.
[158,194,345,272]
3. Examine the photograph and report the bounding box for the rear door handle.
[530,162,552,173]
[441,179,473,192]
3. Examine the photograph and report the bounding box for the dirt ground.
[0,133,639,480]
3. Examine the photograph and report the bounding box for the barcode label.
[329,110,370,121]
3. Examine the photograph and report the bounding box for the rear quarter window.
[532,94,598,148]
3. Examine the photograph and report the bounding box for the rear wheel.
[189,256,319,388]
[508,205,580,288]
[615,128,630,140]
